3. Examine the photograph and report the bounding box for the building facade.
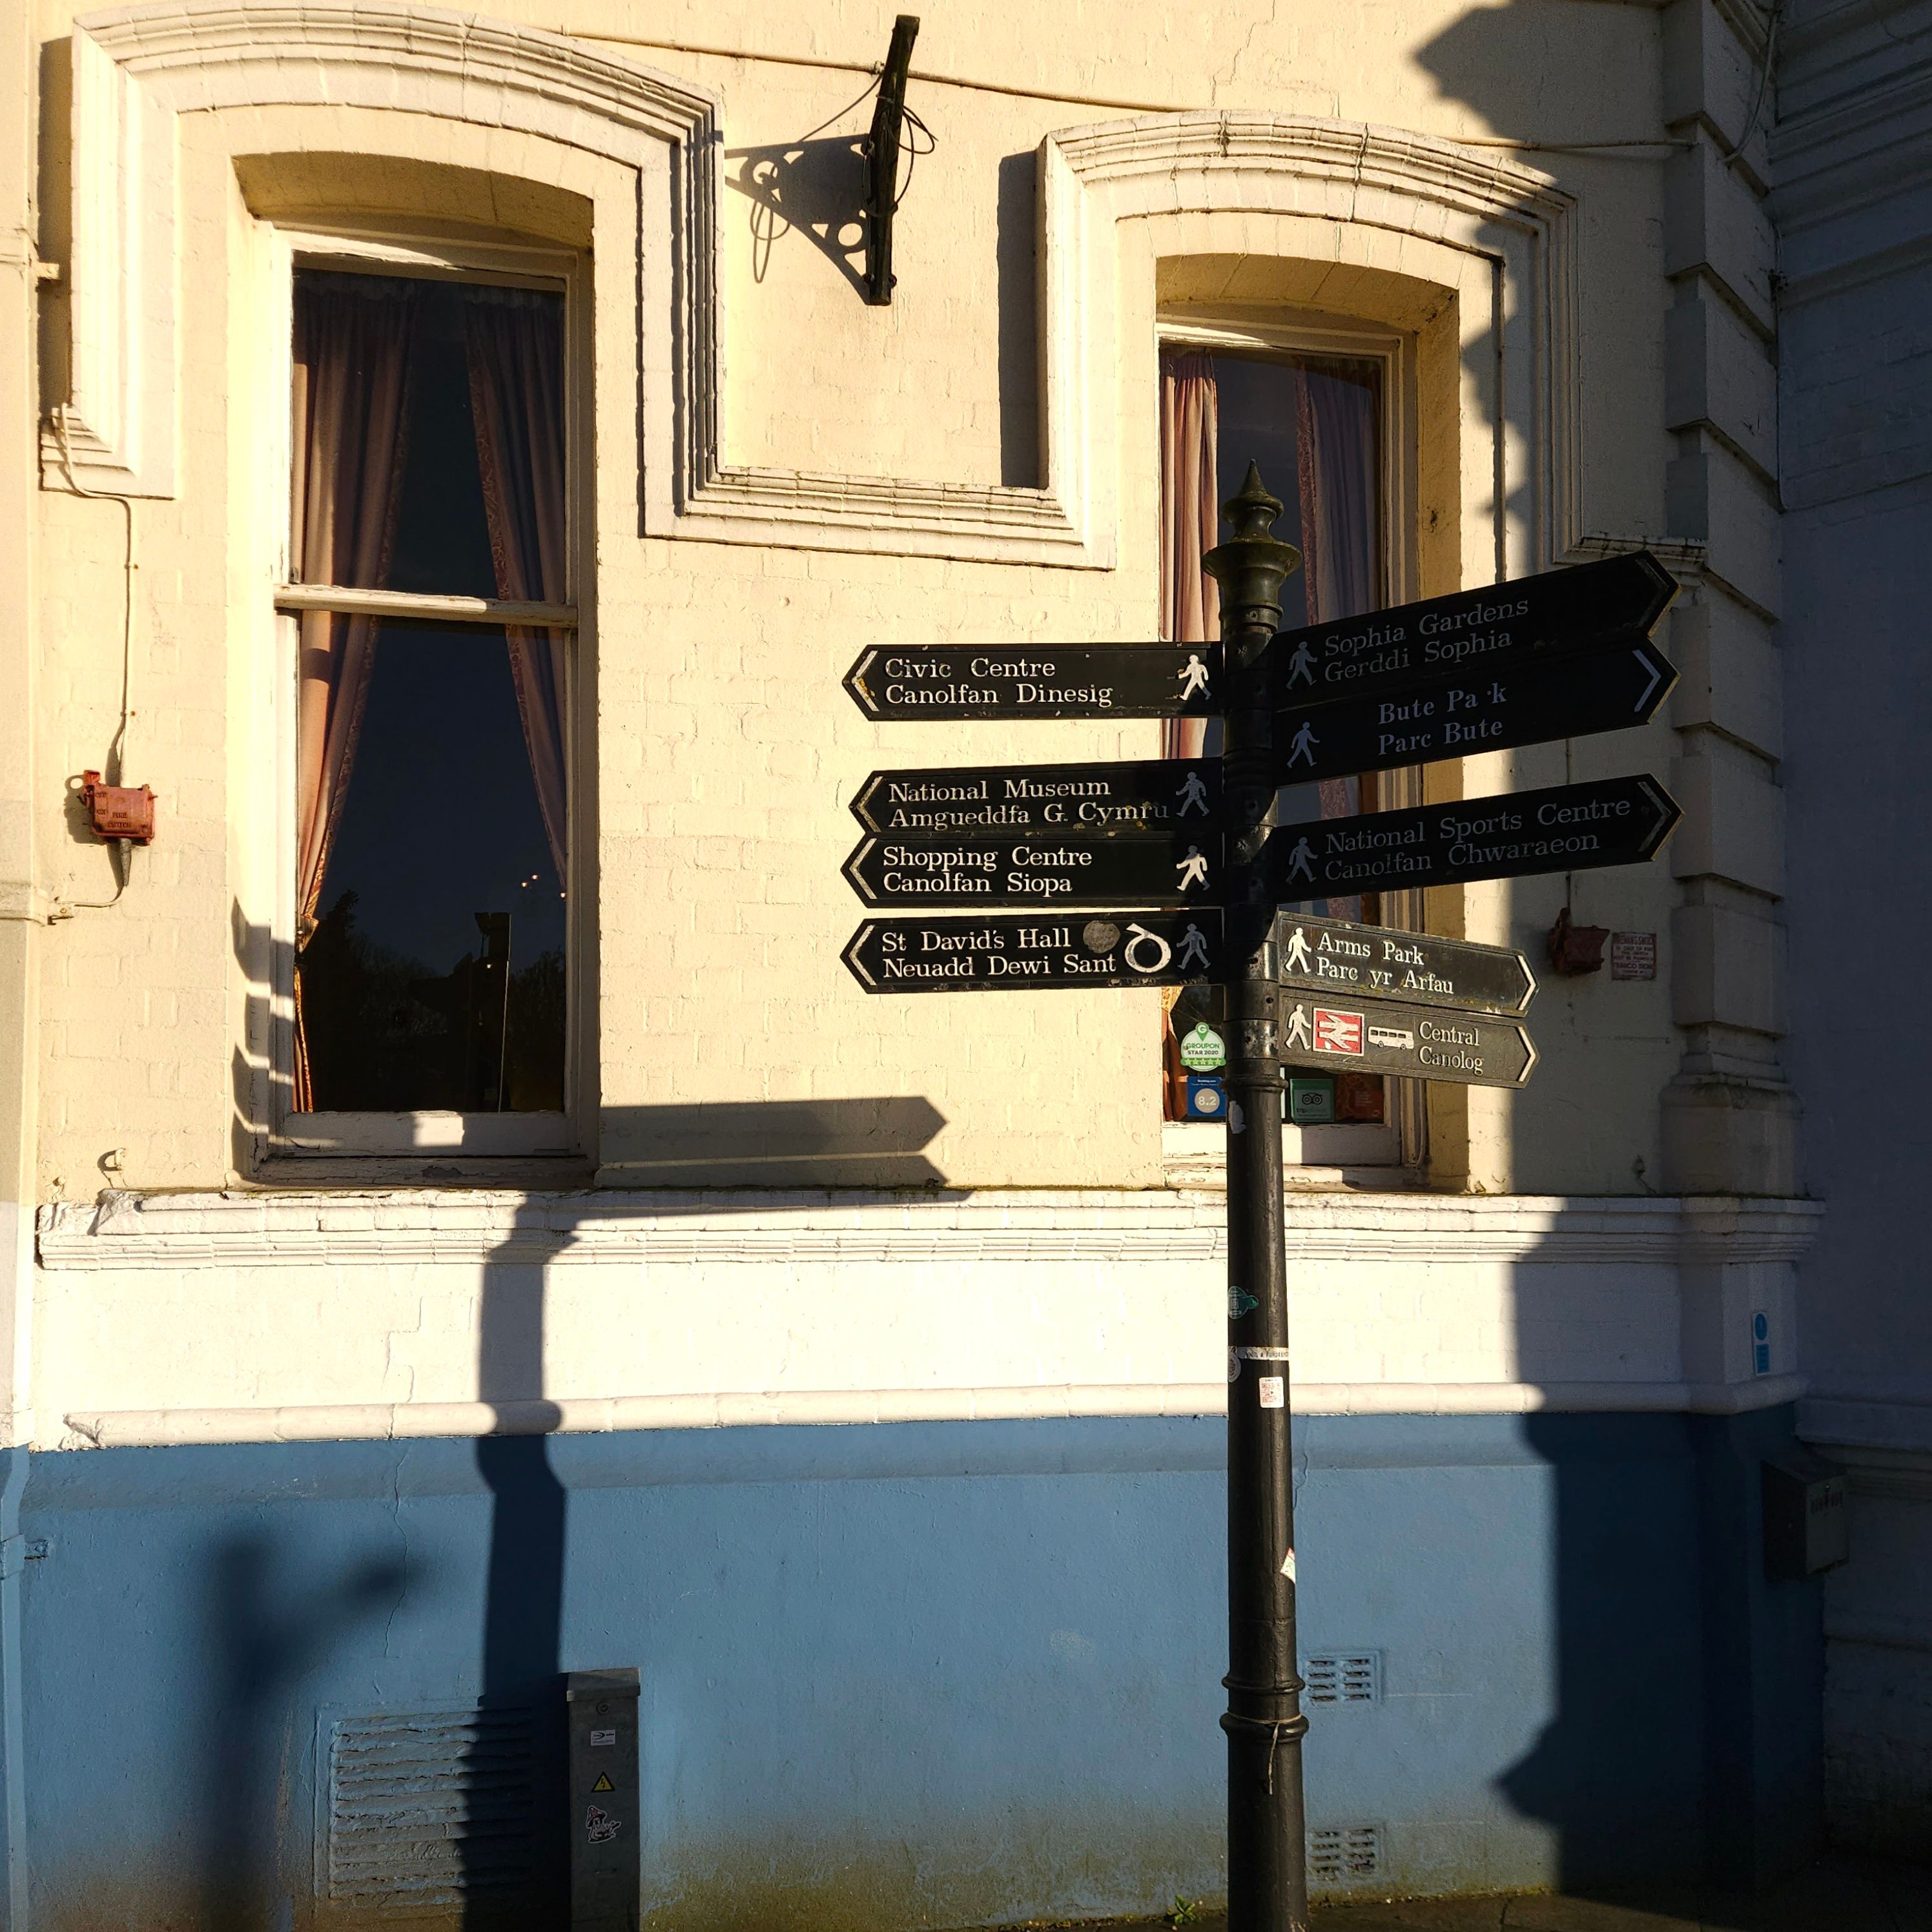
[1775,0,1932,1869]
[0,0,1913,1926]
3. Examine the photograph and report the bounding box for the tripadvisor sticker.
[1180,1022,1226,1071]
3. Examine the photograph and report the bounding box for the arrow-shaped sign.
[845,645,1223,721]
[1277,991,1537,1089]
[1268,775,1681,901]
[850,759,1222,834]
[1274,912,1536,1017]
[845,830,1224,909]
[1273,639,1678,783]
[1272,551,1678,712]
[843,909,1224,992]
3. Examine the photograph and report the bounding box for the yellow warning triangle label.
[591,1773,614,1793]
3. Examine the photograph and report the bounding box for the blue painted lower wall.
[4,1408,1821,1931]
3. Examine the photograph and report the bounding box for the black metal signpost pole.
[1204,466,1309,1932]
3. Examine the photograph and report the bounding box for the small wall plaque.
[1610,932,1657,980]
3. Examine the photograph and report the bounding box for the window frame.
[1156,305,1426,1177]
[260,222,591,1165]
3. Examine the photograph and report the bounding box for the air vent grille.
[1303,1650,1381,1704]
[326,1706,537,1910]
[1310,1823,1384,1882]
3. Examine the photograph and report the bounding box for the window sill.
[262,1113,584,1187]
[244,1154,595,1191]
[275,1111,575,1158]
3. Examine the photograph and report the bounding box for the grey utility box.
[1762,1451,1849,1581]
[566,1668,641,1931]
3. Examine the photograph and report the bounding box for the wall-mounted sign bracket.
[863,15,921,305]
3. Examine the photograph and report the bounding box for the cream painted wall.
[19,0,1709,1203]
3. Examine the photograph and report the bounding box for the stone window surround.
[54,0,1600,579]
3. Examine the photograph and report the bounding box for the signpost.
[1272,549,1678,708]
[845,643,1223,719]
[843,910,1223,992]
[850,758,1221,834]
[1274,992,1537,1088]
[1269,775,1680,903]
[1273,639,1676,783]
[843,828,1222,909]
[837,467,1682,1932]
[1275,912,1536,1016]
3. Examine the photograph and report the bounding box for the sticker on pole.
[1180,1022,1227,1071]
[1258,1377,1286,1409]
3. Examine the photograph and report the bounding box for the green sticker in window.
[1179,1022,1226,1071]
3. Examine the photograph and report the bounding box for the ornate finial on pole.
[1203,463,1302,655]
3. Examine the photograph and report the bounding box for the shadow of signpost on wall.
[460,1096,949,1923]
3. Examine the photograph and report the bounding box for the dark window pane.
[296,624,567,1113]
[384,282,500,597]
[1209,353,1313,633]
[289,272,563,599]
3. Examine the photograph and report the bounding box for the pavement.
[1073,1857,1930,1932]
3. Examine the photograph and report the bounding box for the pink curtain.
[291,276,416,1107]
[1294,362,1381,922]
[1158,354,1220,761]
[466,290,570,880]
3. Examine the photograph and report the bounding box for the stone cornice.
[1046,112,1574,229]
[56,1372,1812,1451]
[36,1188,1824,1271]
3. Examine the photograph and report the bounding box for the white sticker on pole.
[1258,1375,1285,1408]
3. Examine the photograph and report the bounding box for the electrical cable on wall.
[51,404,145,911]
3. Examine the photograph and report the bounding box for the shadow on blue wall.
[199,1536,407,1931]
[1493,1405,1823,1897]
[456,1096,950,1924]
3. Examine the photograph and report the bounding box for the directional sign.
[851,759,1222,835]
[1269,774,1681,901]
[1272,551,1678,711]
[1274,912,1536,1017]
[845,644,1223,720]
[843,909,1224,992]
[845,830,1222,909]
[1278,991,1537,1089]
[1275,640,1677,783]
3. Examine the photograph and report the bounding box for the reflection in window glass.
[297,626,566,1111]
[289,268,570,1115]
